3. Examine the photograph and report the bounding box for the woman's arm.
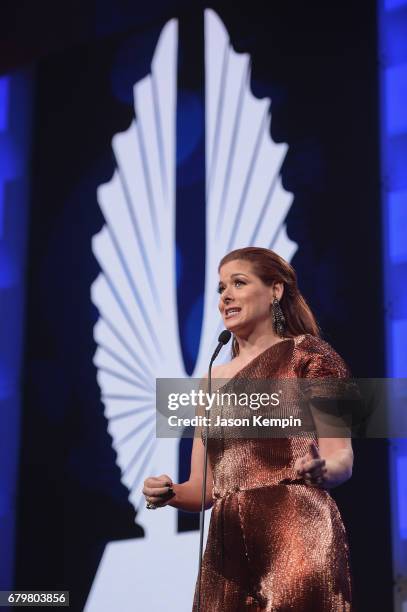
[145,373,215,512]
[307,397,354,488]
[167,435,214,512]
[297,338,355,489]
[168,371,217,511]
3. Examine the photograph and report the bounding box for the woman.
[143,247,354,611]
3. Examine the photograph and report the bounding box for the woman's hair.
[218,247,320,357]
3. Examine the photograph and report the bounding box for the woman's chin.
[223,317,242,332]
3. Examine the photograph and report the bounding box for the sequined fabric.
[193,334,353,611]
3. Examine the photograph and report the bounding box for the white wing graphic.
[91,18,184,522]
[194,10,297,376]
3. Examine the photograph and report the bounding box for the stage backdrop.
[16,2,392,611]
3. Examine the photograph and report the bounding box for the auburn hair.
[218,247,321,357]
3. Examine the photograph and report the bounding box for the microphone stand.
[196,333,230,612]
[196,354,214,612]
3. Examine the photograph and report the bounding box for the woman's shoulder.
[293,333,341,356]
[201,359,238,380]
[293,333,351,378]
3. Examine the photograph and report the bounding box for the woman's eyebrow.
[218,273,249,286]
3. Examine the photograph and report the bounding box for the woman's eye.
[217,280,245,293]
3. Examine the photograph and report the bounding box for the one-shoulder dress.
[193,334,353,611]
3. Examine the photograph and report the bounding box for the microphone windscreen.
[218,330,232,345]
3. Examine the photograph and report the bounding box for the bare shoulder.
[201,360,238,380]
[198,364,223,387]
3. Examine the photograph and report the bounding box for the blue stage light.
[386,64,407,134]
[0,71,32,591]
[380,0,407,599]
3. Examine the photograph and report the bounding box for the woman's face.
[218,259,280,334]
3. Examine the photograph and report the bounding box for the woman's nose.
[222,288,234,303]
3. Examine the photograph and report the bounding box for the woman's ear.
[272,281,284,301]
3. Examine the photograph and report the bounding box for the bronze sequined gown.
[193,334,353,611]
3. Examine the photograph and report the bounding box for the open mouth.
[224,307,241,319]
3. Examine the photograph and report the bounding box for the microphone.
[210,329,232,365]
[196,329,232,612]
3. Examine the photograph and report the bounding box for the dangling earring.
[272,297,286,337]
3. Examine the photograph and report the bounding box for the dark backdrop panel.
[16,2,391,611]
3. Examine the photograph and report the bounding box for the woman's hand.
[142,474,175,508]
[294,441,353,489]
[294,442,327,488]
